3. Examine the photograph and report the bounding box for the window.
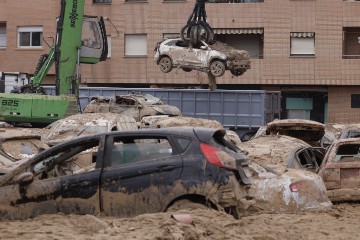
[0,22,6,48]
[290,32,315,56]
[17,26,43,48]
[93,0,112,3]
[110,137,173,166]
[215,28,264,59]
[125,0,148,2]
[32,140,101,179]
[125,34,147,56]
[335,144,360,162]
[343,27,360,59]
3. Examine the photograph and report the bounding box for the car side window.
[110,137,173,166]
[296,149,318,169]
[173,137,191,152]
[32,140,100,179]
[335,144,360,162]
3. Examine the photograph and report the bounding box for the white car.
[154,38,251,77]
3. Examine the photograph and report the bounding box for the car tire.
[210,60,225,77]
[159,56,173,73]
[182,67,192,72]
[167,199,208,212]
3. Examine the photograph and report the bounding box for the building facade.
[0,0,360,124]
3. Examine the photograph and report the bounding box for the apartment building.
[0,0,360,124]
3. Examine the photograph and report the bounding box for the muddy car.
[248,162,332,213]
[0,127,251,220]
[83,93,182,122]
[238,135,331,212]
[252,119,325,147]
[42,113,138,146]
[318,138,360,202]
[154,38,251,77]
[142,117,331,212]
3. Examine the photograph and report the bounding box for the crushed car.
[83,93,182,122]
[318,138,360,202]
[42,113,138,146]
[238,135,332,212]
[154,38,251,77]
[0,127,252,220]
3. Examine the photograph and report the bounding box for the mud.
[0,203,359,239]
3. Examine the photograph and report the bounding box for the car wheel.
[182,67,192,72]
[166,199,209,212]
[159,56,173,73]
[210,60,225,77]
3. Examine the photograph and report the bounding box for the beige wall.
[328,86,360,124]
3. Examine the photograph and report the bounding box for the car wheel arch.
[158,54,172,64]
[164,194,218,212]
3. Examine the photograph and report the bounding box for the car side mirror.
[200,46,207,50]
[15,172,34,185]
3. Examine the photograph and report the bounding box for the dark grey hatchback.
[0,127,251,220]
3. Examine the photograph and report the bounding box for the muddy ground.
[1,203,360,240]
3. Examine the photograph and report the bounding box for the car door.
[100,133,183,217]
[319,142,360,201]
[0,136,105,220]
[181,47,210,67]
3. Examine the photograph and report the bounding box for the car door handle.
[157,165,176,172]
[70,181,91,189]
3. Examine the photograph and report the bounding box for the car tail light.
[290,181,304,192]
[200,143,237,170]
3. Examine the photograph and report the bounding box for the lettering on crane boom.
[69,0,79,28]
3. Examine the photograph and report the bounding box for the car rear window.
[110,138,173,166]
[335,144,360,161]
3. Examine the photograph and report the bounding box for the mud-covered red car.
[154,38,251,77]
[318,138,360,202]
[0,127,251,220]
[83,93,182,122]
